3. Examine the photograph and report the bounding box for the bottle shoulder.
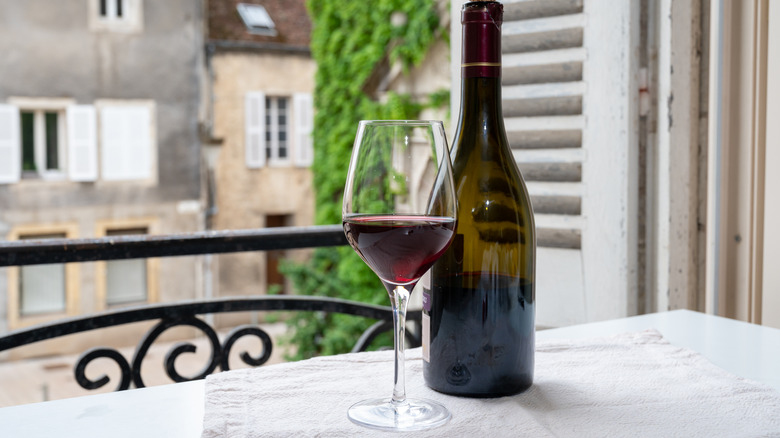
[450,133,524,184]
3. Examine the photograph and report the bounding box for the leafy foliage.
[278,0,447,360]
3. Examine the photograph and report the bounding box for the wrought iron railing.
[0,226,419,392]
[0,225,347,266]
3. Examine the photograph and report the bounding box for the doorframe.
[760,0,780,328]
[706,0,771,324]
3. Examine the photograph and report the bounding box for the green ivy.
[278,0,448,361]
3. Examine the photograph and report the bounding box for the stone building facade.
[0,0,207,358]
[204,0,316,309]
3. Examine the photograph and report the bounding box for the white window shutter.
[101,105,152,181]
[495,1,640,325]
[67,105,98,181]
[0,104,21,184]
[101,107,125,180]
[293,93,314,167]
[497,2,588,327]
[125,106,152,180]
[245,92,266,168]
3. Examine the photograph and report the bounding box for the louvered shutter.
[501,1,587,327]
[67,105,98,182]
[101,105,153,181]
[245,92,266,168]
[293,93,314,167]
[500,0,640,326]
[0,104,21,184]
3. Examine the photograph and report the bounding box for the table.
[1,310,778,437]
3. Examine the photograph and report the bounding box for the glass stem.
[386,282,413,406]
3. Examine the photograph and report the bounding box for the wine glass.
[342,120,457,431]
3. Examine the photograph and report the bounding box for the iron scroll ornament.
[74,318,272,391]
[1,296,422,392]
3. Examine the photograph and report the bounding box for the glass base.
[347,398,451,431]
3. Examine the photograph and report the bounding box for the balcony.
[0,226,420,404]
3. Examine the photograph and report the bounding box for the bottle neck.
[456,76,504,134]
[458,1,503,133]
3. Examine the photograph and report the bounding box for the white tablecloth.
[202,330,780,437]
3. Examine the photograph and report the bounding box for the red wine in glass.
[343,215,456,285]
[343,120,456,431]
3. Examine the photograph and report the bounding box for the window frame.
[99,0,124,20]
[89,0,143,33]
[265,96,290,167]
[245,92,313,169]
[6,223,80,330]
[20,109,66,178]
[8,97,75,181]
[237,3,278,36]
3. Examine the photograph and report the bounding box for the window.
[265,97,289,164]
[95,219,158,310]
[237,3,277,36]
[99,0,124,19]
[245,92,313,168]
[0,100,156,184]
[19,109,65,177]
[0,101,98,183]
[90,0,142,33]
[19,234,67,316]
[7,223,79,329]
[0,99,77,181]
[105,228,148,305]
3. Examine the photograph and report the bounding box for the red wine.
[423,1,536,397]
[343,215,456,285]
[423,275,534,396]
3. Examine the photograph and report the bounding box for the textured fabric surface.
[202,330,780,437]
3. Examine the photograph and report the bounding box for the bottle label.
[421,272,431,362]
[422,312,430,362]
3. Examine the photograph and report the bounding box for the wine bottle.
[422,0,535,397]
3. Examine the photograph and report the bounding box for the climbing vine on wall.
[279,0,447,360]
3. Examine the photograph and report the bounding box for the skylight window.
[237,3,277,36]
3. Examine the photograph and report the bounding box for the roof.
[208,0,311,49]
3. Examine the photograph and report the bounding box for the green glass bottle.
[422,0,536,397]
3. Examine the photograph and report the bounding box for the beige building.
[204,0,316,302]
